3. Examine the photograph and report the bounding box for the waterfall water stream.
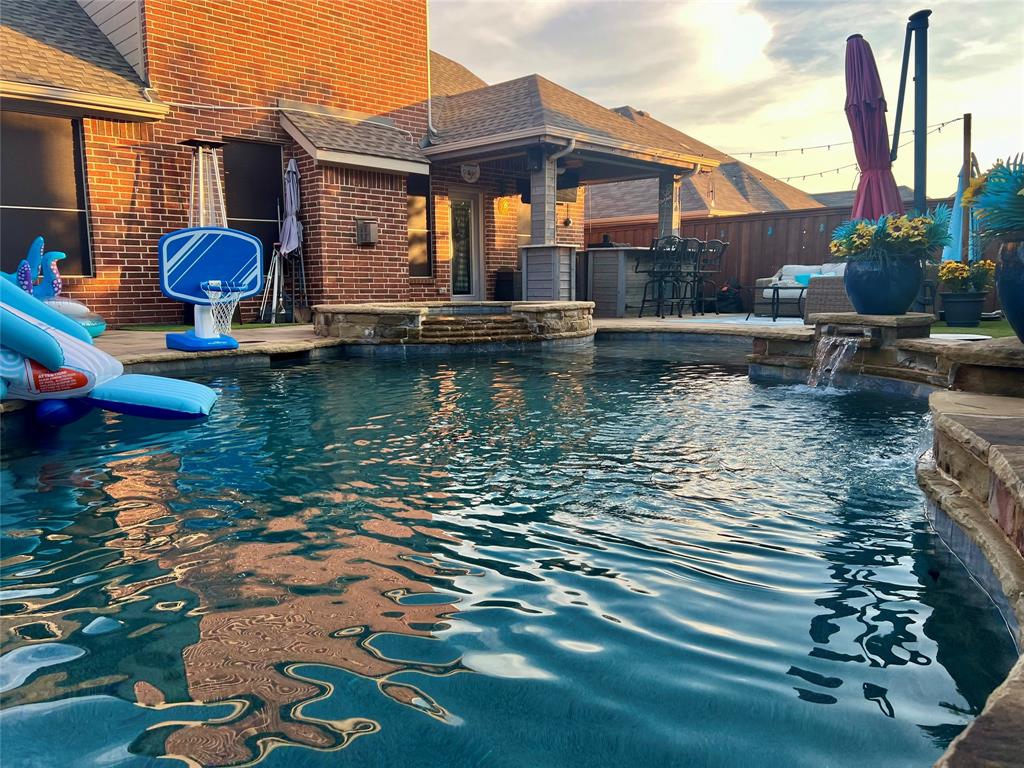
[807,336,860,387]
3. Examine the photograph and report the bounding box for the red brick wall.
[62,0,436,326]
[429,160,585,300]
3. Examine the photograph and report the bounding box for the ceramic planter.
[844,257,924,315]
[939,291,987,327]
[996,235,1024,343]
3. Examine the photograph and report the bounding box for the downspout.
[424,2,438,143]
[544,140,577,241]
[550,138,576,162]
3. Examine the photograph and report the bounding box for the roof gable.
[430,51,487,97]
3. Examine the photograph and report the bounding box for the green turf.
[930,319,1017,338]
[118,323,287,332]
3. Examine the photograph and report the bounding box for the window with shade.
[1,112,92,275]
[517,200,532,249]
[222,140,283,262]
[408,174,432,276]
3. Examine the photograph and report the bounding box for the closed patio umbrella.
[279,158,302,256]
[845,34,904,220]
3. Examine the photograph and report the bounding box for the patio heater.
[889,9,931,213]
[181,139,228,227]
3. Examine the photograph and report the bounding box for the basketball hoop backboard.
[158,227,263,306]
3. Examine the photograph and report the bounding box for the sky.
[429,0,1024,198]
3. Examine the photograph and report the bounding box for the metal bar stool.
[692,239,728,316]
[637,236,684,318]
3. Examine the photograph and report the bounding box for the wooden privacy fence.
[584,200,955,291]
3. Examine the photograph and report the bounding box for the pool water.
[0,341,1016,768]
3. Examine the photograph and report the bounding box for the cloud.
[430,0,1024,195]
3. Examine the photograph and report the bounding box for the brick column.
[530,153,557,244]
[658,173,681,238]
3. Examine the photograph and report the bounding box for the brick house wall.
[62,0,440,326]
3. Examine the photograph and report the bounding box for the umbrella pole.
[961,113,971,264]
[910,9,931,213]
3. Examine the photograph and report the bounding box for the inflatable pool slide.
[1,279,217,426]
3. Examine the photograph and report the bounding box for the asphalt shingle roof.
[812,186,914,208]
[432,74,715,163]
[282,108,427,164]
[586,107,823,219]
[0,0,148,100]
[430,51,487,97]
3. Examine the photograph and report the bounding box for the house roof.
[0,0,164,119]
[430,51,487,97]
[428,74,714,170]
[279,103,428,175]
[812,186,914,208]
[586,107,823,220]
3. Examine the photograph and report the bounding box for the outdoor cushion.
[778,264,823,280]
[794,274,812,286]
[820,262,847,276]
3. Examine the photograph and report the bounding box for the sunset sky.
[430,0,1024,199]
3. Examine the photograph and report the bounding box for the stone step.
[419,327,532,340]
[422,315,528,327]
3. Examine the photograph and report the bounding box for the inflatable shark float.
[4,236,107,337]
[1,279,217,426]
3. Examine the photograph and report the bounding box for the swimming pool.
[0,340,1015,767]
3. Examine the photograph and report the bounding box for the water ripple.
[0,341,1015,768]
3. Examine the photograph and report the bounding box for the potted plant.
[937,259,995,327]
[965,155,1024,343]
[829,206,952,315]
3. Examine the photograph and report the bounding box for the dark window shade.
[1,112,91,275]
[223,140,283,264]
[408,174,432,277]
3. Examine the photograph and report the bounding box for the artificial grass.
[930,318,1017,338]
[117,322,289,332]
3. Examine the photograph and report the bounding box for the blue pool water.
[0,341,1016,767]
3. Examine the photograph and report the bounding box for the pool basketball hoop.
[158,228,263,351]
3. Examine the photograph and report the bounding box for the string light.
[776,122,952,182]
[729,116,963,158]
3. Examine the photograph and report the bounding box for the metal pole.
[909,9,931,213]
[890,26,913,163]
[961,113,971,264]
[197,148,206,226]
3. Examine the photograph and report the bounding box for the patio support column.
[658,173,681,238]
[530,152,557,244]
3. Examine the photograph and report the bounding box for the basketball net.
[200,281,243,337]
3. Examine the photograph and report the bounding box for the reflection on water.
[0,342,1016,768]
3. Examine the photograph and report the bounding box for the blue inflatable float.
[0,279,218,426]
[4,237,107,337]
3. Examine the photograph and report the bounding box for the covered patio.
[424,74,719,301]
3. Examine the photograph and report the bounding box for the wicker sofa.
[753,263,848,317]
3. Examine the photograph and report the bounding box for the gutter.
[0,80,169,121]
[422,126,717,171]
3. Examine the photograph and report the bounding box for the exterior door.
[450,192,482,299]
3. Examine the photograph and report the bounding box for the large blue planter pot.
[843,258,924,315]
[996,236,1024,343]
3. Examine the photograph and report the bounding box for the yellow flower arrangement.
[938,258,995,293]
[829,206,951,263]
[938,261,969,282]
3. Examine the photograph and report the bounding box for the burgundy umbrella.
[845,34,904,220]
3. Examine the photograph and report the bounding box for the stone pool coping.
[917,390,1024,767]
[313,301,595,345]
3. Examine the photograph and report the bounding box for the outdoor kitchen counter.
[582,247,656,318]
